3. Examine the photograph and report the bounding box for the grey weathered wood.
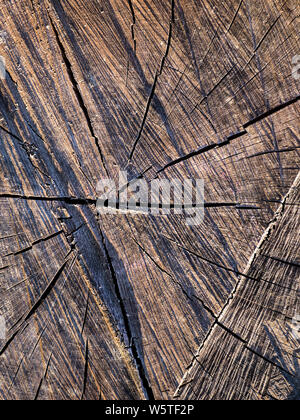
[0,0,299,400]
[175,173,300,400]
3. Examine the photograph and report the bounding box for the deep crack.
[48,15,108,176]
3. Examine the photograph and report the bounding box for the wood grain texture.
[175,173,300,400]
[0,0,299,400]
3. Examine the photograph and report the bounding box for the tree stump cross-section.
[0,0,299,400]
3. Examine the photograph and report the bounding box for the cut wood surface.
[0,0,299,400]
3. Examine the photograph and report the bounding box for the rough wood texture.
[0,0,299,400]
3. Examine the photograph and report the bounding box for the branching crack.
[227,0,244,32]
[81,339,89,400]
[156,95,300,174]
[174,171,300,398]
[8,252,75,333]
[5,230,63,257]
[128,0,137,52]
[244,147,300,160]
[81,291,90,335]
[171,0,175,23]
[262,254,300,268]
[129,2,174,161]
[156,134,243,173]
[0,324,29,356]
[99,231,154,400]
[129,73,159,161]
[48,15,108,175]
[245,346,295,377]
[216,322,247,344]
[126,0,137,85]
[0,193,96,205]
[254,15,281,53]
[161,234,258,281]
[34,353,52,400]
[0,125,51,179]
[243,95,300,129]
[159,22,173,76]
[133,237,218,319]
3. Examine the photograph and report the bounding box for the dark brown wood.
[0,0,299,400]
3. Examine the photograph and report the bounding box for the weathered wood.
[0,0,299,400]
[175,173,300,400]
